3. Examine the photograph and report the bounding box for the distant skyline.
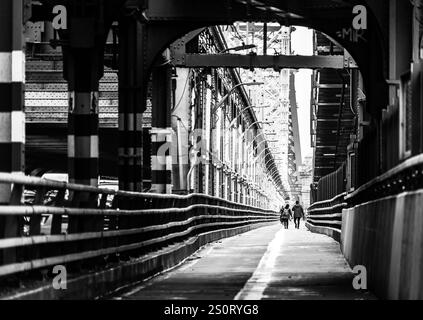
[291,27,313,162]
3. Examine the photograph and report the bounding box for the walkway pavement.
[112,223,375,300]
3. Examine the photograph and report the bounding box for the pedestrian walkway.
[111,223,376,300]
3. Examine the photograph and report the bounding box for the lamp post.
[268,166,283,182]
[267,166,284,195]
[224,121,272,157]
[228,105,270,129]
[212,82,263,114]
[254,146,282,166]
[245,138,277,182]
[225,120,272,197]
[199,81,262,200]
[242,120,274,138]
[255,151,282,185]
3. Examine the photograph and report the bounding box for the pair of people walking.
[279,201,305,229]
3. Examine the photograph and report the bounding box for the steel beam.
[118,16,145,193]
[0,0,25,265]
[151,52,173,194]
[173,54,351,70]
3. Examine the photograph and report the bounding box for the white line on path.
[234,228,286,300]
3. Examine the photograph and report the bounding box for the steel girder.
[141,0,388,116]
[172,53,355,70]
[30,0,388,116]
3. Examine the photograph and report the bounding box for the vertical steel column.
[68,80,99,187]
[151,53,173,193]
[204,74,212,195]
[65,16,104,188]
[118,17,145,192]
[63,13,107,238]
[0,0,24,195]
[0,0,25,262]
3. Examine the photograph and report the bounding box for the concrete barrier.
[1,222,276,300]
[341,190,423,299]
[305,222,341,242]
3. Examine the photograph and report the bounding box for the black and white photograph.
[0,0,422,310]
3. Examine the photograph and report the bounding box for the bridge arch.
[133,0,387,116]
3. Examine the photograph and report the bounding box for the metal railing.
[306,192,347,238]
[0,173,278,279]
[346,153,423,205]
[315,163,346,202]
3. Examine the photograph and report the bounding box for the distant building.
[298,156,313,208]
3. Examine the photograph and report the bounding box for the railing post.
[29,187,47,236]
[51,189,66,235]
[67,190,81,234]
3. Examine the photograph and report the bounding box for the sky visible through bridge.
[291,27,313,161]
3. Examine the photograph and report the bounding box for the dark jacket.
[280,208,292,221]
[292,204,304,218]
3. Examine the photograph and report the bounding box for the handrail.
[345,153,423,200]
[0,172,275,213]
[308,202,347,214]
[306,192,346,237]
[308,192,347,209]
[0,171,278,281]
[0,204,275,217]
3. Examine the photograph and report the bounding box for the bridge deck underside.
[313,33,355,183]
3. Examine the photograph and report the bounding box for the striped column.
[68,91,99,187]
[63,22,104,190]
[151,52,173,194]
[118,111,143,192]
[151,128,172,193]
[118,17,144,192]
[0,0,24,262]
[0,0,25,200]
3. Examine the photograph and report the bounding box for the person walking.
[279,204,292,229]
[292,201,305,229]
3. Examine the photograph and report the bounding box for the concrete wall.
[341,190,423,299]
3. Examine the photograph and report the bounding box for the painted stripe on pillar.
[68,135,99,158]
[68,158,99,180]
[68,92,99,186]
[0,111,25,143]
[68,115,99,136]
[0,83,24,112]
[118,113,143,131]
[118,111,143,192]
[0,0,24,264]
[151,128,172,193]
[0,51,25,83]
[0,0,24,197]
[0,142,24,172]
[118,131,143,147]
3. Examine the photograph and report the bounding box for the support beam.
[171,69,191,193]
[151,52,173,194]
[62,4,112,237]
[118,16,145,192]
[0,0,25,264]
[173,54,354,70]
[65,39,102,189]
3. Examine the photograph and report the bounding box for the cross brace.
[172,53,358,70]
